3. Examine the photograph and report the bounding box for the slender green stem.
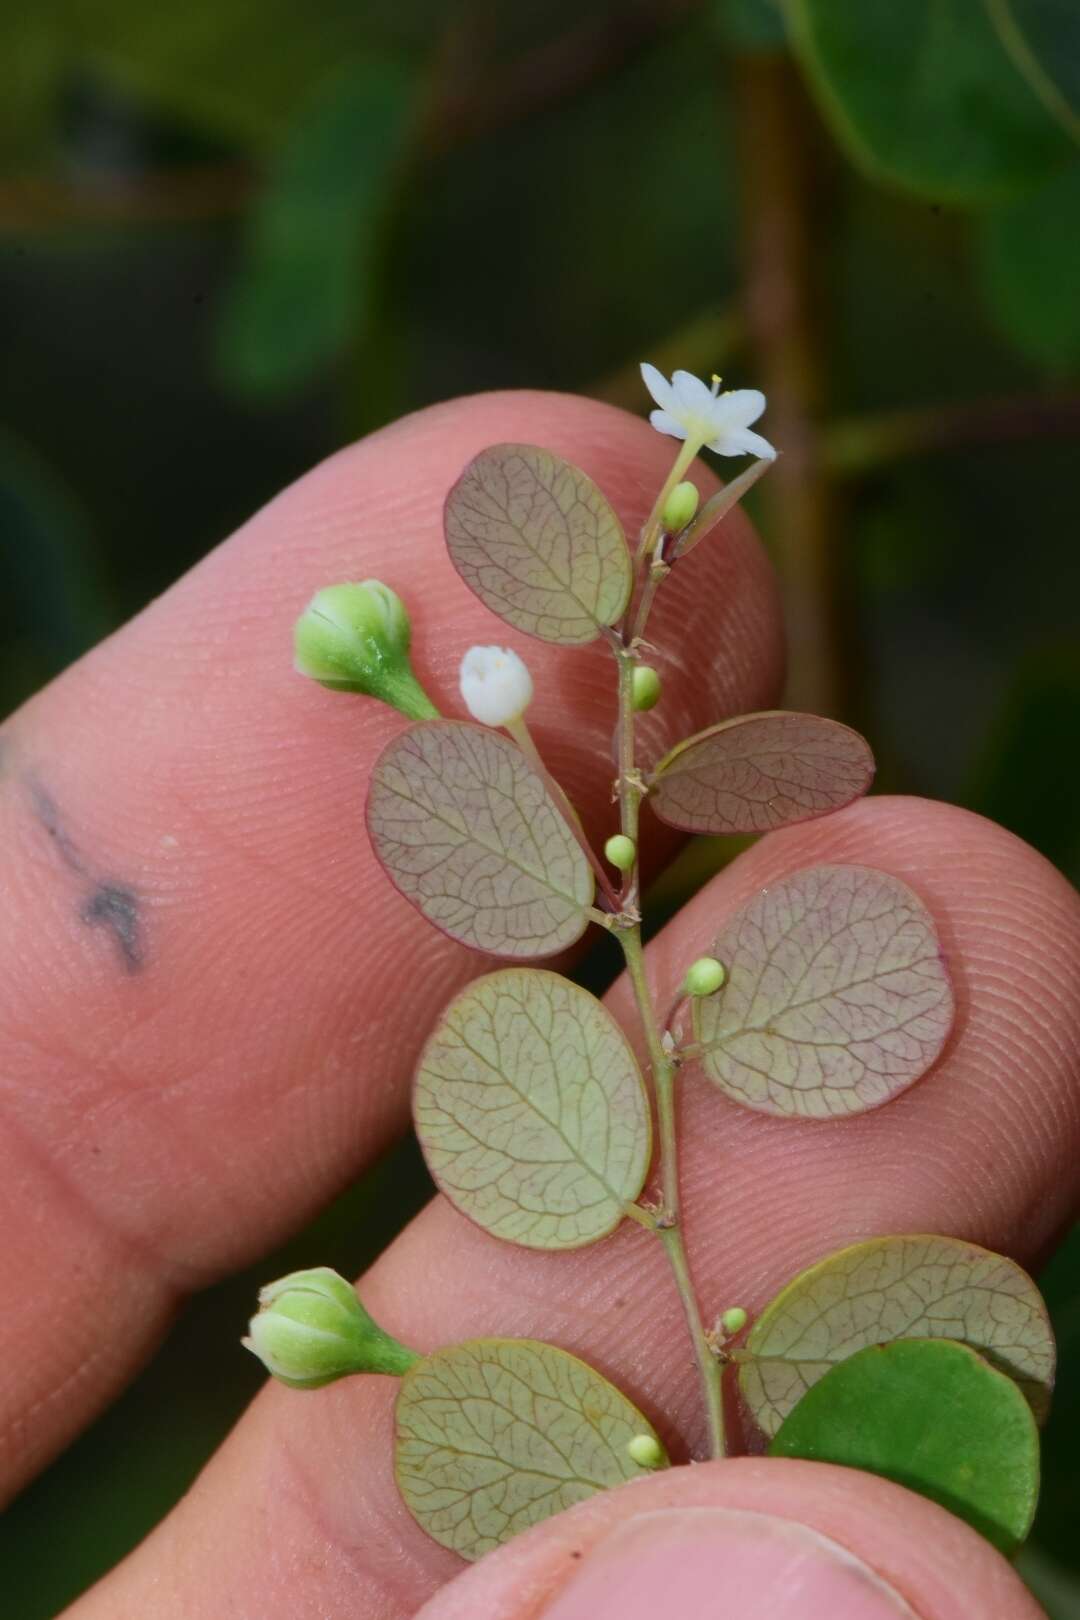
[505,714,621,912]
[610,648,726,1458]
[629,559,670,647]
[619,925,726,1459]
[634,438,700,567]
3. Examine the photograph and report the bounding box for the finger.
[414,1460,1043,1620]
[0,390,783,1495]
[66,795,1080,1618]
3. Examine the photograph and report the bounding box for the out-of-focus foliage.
[1,0,1078,1614]
[787,0,1074,199]
[218,56,420,397]
[977,162,1080,370]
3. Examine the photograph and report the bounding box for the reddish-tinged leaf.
[649,711,874,836]
[741,1234,1055,1438]
[414,968,651,1249]
[694,864,953,1118]
[444,444,632,644]
[367,721,593,956]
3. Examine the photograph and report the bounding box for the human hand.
[2,392,1076,1619]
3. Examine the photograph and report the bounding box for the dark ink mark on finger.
[81,883,142,973]
[26,773,146,973]
[29,780,88,876]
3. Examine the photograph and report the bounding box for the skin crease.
[0,392,1074,1618]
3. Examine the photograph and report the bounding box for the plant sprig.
[246,364,1053,1566]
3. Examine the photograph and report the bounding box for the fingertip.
[413,1460,1044,1620]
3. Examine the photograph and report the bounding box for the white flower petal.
[649,408,688,441]
[640,362,675,414]
[672,369,719,415]
[459,645,534,727]
[716,388,766,429]
[707,425,777,460]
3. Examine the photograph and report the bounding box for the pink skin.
[414,1461,1045,1620]
[0,392,1075,1619]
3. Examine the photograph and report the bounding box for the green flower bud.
[605,834,636,872]
[720,1306,748,1337]
[631,665,663,712]
[661,480,699,533]
[627,1433,666,1469]
[683,956,726,998]
[294,581,439,720]
[242,1266,418,1389]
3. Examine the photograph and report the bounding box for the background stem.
[735,52,840,716]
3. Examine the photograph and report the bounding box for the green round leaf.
[740,1234,1056,1438]
[649,711,874,836]
[444,444,632,644]
[694,864,953,1118]
[787,0,1072,201]
[768,1338,1040,1557]
[395,1337,667,1560]
[367,721,593,957]
[977,162,1080,371]
[414,969,651,1249]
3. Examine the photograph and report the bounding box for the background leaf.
[395,1337,666,1560]
[366,721,594,956]
[649,710,874,836]
[768,1337,1040,1557]
[787,0,1073,200]
[983,0,1080,143]
[216,56,418,398]
[976,162,1080,372]
[694,863,953,1118]
[414,968,651,1249]
[740,1233,1056,1437]
[444,444,632,644]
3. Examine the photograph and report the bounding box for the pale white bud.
[459,645,534,727]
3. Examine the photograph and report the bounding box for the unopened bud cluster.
[294,581,438,720]
[243,1267,417,1389]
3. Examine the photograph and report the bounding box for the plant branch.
[619,925,726,1460]
[612,646,726,1459]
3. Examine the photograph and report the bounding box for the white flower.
[459,645,534,727]
[640,363,776,460]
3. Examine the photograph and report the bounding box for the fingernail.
[541,1508,919,1619]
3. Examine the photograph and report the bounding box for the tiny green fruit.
[683,956,726,998]
[605,834,636,872]
[627,1433,666,1468]
[661,479,699,533]
[631,666,663,712]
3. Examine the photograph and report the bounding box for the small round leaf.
[414,968,651,1248]
[367,721,593,957]
[768,1338,1040,1558]
[395,1337,667,1560]
[444,444,632,644]
[740,1233,1055,1438]
[694,864,953,1118]
[650,711,874,836]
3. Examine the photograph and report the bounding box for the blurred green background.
[2,0,1079,1614]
